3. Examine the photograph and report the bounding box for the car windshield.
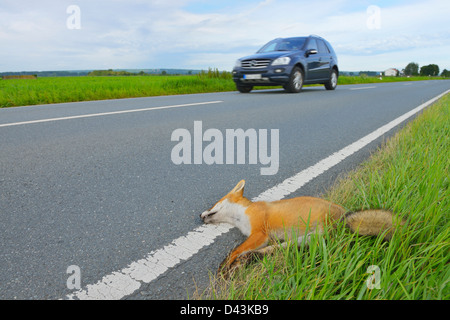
[257,37,307,53]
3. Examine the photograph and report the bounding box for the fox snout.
[200,209,218,223]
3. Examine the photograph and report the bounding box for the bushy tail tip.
[344,210,406,241]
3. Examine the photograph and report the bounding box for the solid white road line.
[66,89,449,300]
[0,100,224,128]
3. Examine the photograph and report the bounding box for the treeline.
[88,69,144,76]
[0,70,90,77]
[404,62,449,77]
[196,68,232,80]
[87,69,202,76]
[0,69,203,78]
[340,63,449,78]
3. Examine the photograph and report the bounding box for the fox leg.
[229,233,311,269]
[296,232,316,246]
[219,231,268,274]
[252,231,320,255]
[253,241,289,255]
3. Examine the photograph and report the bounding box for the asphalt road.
[1,80,449,299]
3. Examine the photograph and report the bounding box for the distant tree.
[420,64,439,76]
[419,65,428,76]
[441,69,450,77]
[432,64,439,76]
[433,64,440,76]
[161,70,167,75]
[404,62,419,76]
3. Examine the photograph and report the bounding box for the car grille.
[241,59,271,69]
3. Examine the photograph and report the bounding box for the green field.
[0,73,235,108]
[201,93,450,300]
[0,73,447,108]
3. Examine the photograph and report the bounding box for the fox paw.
[217,257,245,278]
[217,251,264,278]
[237,251,264,264]
[217,262,233,279]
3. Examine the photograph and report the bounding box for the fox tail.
[343,210,406,241]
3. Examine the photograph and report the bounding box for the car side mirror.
[305,49,318,57]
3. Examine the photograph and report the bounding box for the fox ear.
[230,180,245,194]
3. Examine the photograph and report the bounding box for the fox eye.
[207,210,218,217]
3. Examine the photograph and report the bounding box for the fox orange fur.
[200,180,405,273]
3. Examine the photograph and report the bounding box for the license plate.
[243,74,262,80]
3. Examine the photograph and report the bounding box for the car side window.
[306,39,318,51]
[317,40,330,54]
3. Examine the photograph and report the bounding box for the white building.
[384,68,399,76]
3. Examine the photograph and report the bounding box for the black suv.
[232,35,338,93]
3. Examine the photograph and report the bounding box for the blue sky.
[1,0,449,72]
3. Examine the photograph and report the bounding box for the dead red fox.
[200,180,405,273]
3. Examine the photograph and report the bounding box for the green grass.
[201,93,450,300]
[1,73,447,108]
[0,74,236,108]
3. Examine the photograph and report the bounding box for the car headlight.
[234,60,242,68]
[272,57,291,66]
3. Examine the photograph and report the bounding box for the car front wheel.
[284,67,304,93]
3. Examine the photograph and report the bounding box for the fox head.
[200,180,249,225]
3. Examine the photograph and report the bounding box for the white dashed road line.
[66,89,449,300]
[0,100,224,128]
[349,86,377,90]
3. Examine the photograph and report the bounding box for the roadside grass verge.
[201,93,449,300]
[1,74,447,108]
